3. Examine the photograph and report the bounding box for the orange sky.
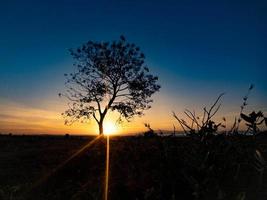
[1,90,265,135]
[0,93,175,135]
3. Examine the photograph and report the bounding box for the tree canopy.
[60,36,160,134]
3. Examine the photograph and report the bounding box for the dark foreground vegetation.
[1,85,266,200]
[0,133,267,200]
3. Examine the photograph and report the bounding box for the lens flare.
[104,121,117,135]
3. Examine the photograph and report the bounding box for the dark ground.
[0,134,267,200]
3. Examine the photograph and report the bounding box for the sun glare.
[104,121,117,135]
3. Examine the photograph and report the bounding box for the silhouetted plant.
[172,86,266,199]
[144,123,157,137]
[230,84,267,135]
[59,36,160,135]
[230,84,254,134]
[173,93,224,140]
[241,111,266,135]
[174,85,267,138]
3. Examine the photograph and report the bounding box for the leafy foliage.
[240,111,266,135]
[59,36,160,134]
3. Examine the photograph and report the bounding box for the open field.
[0,134,267,200]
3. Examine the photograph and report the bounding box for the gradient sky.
[0,0,266,135]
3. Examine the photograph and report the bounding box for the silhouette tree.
[60,36,160,135]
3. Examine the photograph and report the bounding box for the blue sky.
[0,0,266,134]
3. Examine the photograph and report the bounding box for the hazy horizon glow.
[0,0,266,135]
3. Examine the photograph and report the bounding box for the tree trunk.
[98,121,103,135]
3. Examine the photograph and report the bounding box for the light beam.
[104,135,110,200]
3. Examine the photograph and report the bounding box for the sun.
[104,121,117,135]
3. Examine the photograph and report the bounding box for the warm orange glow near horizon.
[103,121,118,135]
[1,93,265,135]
